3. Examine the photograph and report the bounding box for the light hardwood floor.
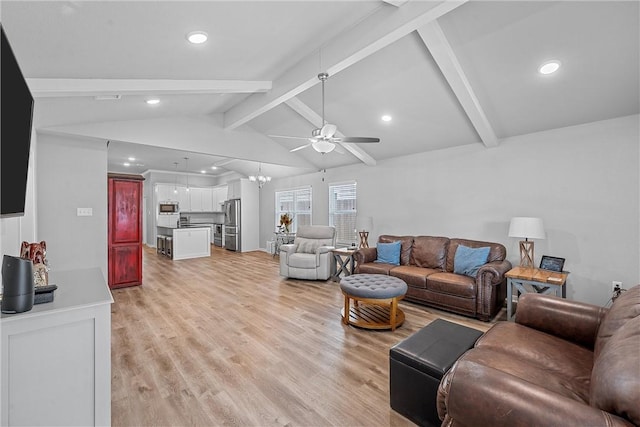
[111,246,499,426]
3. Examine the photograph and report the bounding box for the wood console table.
[505,266,569,321]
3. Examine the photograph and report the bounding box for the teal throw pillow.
[375,241,401,265]
[453,245,490,277]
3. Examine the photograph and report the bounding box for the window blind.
[329,182,357,246]
[275,186,312,233]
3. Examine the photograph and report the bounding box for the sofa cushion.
[391,265,439,289]
[295,237,323,254]
[453,245,490,277]
[357,262,395,275]
[594,285,640,358]
[475,322,593,402]
[446,239,506,273]
[379,235,414,266]
[287,253,317,269]
[375,241,401,265]
[410,236,449,269]
[426,272,476,298]
[590,315,640,425]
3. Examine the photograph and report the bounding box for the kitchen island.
[157,226,211,260]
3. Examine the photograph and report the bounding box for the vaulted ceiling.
[2,1,638,179]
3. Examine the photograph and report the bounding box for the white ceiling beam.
[284,97,377,166]
[224,0,468,130]
[383,0,410,7]
[27,78,272,98]
[416,22,499,148]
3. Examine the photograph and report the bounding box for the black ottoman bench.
[389,319,483,427]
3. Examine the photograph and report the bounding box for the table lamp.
[355,216,373,248]
[508,217,545,268]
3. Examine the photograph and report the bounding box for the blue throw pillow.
[375,241,401,265]
[453,245,490,277]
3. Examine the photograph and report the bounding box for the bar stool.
[157,235,166,255]
[165,236,173,259]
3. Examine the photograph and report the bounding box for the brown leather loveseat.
[438,285,640,427]
[353,235,511,321]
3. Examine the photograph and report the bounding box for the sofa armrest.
[515,293,607,349]
[438,360,635,427]
[316,245,334,255]
[477,260,512,285]
[280,244,295,253]
[353,247,377,270]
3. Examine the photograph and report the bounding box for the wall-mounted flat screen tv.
[1,25,34,217]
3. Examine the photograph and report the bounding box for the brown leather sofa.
[353,235,511,321]
[438,285,640,427]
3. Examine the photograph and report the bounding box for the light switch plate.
[77,207,93,216]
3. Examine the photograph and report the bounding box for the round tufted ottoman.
[339,274,408,331]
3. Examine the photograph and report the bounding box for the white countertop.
[1,267,113,322]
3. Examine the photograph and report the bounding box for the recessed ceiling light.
[187,31,208,44]
[128,157,135,162]
[381,115,392,122]
[539,60,561,75]
[123,162,130,167]
[146,99,160,105]
[200,170,206,174]
[211,166,218,170]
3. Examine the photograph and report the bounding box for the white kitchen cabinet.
[227,179,241,200]
[189,187,204,212]
[201,187,214,212]
[212,185,227,211]
[156,183,177,203]
[1,268,112,427]
[177,186,190,212]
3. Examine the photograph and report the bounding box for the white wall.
[260,115,640,306]
[36,133,108,277]
[0,128,38,292]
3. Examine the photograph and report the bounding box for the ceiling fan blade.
[320,124,337,138]
[269,135,309,140]
[290,143,311,152]
[334,136,380,143]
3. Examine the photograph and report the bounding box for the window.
[329,181,357,246]
[275,186,312,233]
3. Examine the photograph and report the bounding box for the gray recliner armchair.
[279,225,336,280]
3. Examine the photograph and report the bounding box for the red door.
[108,175,143,289]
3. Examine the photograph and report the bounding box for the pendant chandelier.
[248,163,271,188]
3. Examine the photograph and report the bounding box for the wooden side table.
[505,266,569,321]
[331,247,357,281]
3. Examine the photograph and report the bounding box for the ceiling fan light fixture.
[312,139,335,154]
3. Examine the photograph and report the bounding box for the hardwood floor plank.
[111,245,498,426]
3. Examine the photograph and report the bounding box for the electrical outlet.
[77,207,93,217]
[612,281,622,293]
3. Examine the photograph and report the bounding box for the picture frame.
[539,255,565,272]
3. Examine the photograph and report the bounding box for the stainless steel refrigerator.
[224,199,241,251]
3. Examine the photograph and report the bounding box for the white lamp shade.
[508,217,545,239]
[355,216,373,231]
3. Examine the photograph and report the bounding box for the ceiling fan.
[269,73,380,154]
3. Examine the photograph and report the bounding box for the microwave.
[158,202,179,214]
